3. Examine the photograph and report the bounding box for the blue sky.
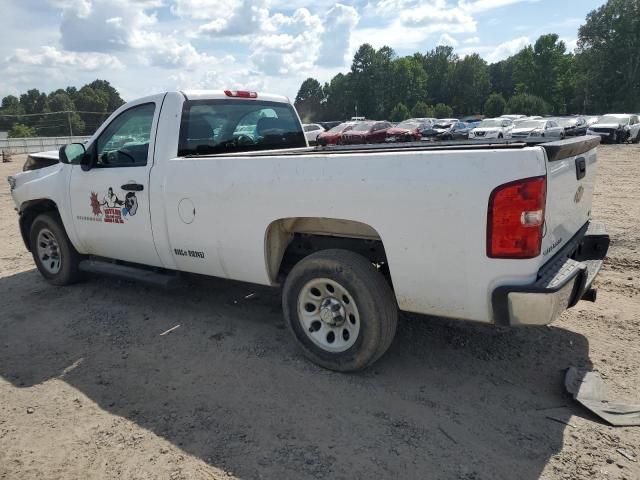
[0,0,606,103]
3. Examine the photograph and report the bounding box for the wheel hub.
[36,228,62,275]
[319,297,346,326]
[297,278,361,353]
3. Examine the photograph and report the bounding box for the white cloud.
[59,0,157,52]
[316,4,359,67]
[464,36,480,44]
[170,0,231,20]
[249,8,323,75]
[485,36,530,62]
[459,0,538,12]
[199,0,272,36]
[437,33,459,47]
[6,46,124,71]
[400,5,476,34]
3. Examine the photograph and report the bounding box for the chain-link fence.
[0,135,91,154]
[0,110,112,138]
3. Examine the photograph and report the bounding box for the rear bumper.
[492,221,609,326]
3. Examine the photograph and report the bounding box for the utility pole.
[67,111,73,138]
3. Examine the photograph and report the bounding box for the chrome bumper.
[492,221,609,326]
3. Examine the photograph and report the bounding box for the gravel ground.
[0,145,638,480]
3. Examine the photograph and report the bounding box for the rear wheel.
[30,213,84,286]
[282,249,398,371]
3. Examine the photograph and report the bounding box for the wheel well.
[19,199,59,251]
[265,217,392,287]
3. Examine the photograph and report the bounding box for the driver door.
[69,97,164,267]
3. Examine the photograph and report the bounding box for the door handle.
[121,183,144,191]
[575,157,586,180]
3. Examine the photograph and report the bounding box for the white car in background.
[303,124,325,144]
[468,118,513,140]
[500,114,527,121]
[586,114,640,144]
[511,119,565,139]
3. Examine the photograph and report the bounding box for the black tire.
[634,132,640,144]
[498,133,503,139]
[30,213,84,286]
[282,249,398,372]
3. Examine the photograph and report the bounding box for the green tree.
[350,44,381,118]
[42,92,85,135]
[577,0,640,112]
[390,103,410,122]
[484,93,507,117]
[8,123,36,138]
[19,89,48,115]
[86,79,125,112]
[448,54,490,114]
[295,77,325,122]
[433,103,454,118]
[506,93,550,115]
[411,101,434,118]
[416,46,457,106]
[389,57,428,116]
[323,73,354,120]
[489,59,515,99]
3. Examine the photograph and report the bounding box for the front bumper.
[492,221,609,326]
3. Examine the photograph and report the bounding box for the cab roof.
[181,90,291,104]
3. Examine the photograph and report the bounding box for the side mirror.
[59,143,86,165]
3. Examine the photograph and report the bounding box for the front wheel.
[30,213,84,286]
[282,249,398,371]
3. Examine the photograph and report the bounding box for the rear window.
[178,99,305,156]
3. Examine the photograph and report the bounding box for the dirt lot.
[0,145,638,480]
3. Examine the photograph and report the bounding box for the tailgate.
[540,136,600,259]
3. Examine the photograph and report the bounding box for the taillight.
[224,90,258,98]
[487,176,546,259]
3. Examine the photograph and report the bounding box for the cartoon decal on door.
[80,187,138,224]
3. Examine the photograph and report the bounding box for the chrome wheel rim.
[297,278,360,353]
[36,228,62,275]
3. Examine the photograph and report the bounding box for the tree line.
[0,80,125,138]
[295,0,640,122]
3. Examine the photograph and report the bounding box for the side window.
[303,125,314,132]
[96,103,155,168]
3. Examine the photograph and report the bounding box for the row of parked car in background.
[302,113,640,146]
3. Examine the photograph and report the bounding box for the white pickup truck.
[8,90,609,371]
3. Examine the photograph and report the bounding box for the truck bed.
[184,136,601,161]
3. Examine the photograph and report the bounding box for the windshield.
[478,119,502,128]
[434,123,452,129]
[327,123,351,133]
[178,99,305,156]
[516,120,545,129]
[352,122,374,131]
[598,115,629,125]
[395,121,419,130]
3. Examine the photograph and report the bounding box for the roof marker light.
[224,90,258,99]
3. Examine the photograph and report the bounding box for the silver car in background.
[511,119,565,139]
